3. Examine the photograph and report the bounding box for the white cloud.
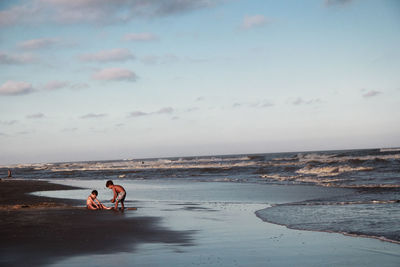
[92,68,137,82]
[185,107,199,112]
[80,48,135,62]
[232,102,242,108]
[80,113,107,119]
[0,120,18,125]
[128,107,174,118]
[140,54,180,65]
[156,107,174,114]
[128,111,149,117]
[43,80,89,91]
[241,15,269,30]
[124,33,159,42]
[43,81,70,90]
[27,113,45,119]
[0,52,36,64]
[232,100,274,109]
[291,97,322,105]
[0,0,223,27]
[0,3,37,27]
[362,90,382,98]
[0,81,35,96]
[261,101,274,108]
[17,38,59,50]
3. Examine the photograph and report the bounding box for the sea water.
[2,148,400,244]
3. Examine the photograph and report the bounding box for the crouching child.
[86,190,112,210]
[106,180,126,211]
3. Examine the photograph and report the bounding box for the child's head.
[91,190,98,199]
[106,180,114,188]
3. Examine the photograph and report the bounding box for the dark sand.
[0,180,194,267]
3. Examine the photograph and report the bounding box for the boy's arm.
[111,187,117,202]
[91,198,100,208]
[87,198,99,209]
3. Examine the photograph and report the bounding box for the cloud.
[0,0,223,27]
[128,107,174,118]
[324,0,353,7]
[0,52,37,64]
[0,3,36,27]
[241,15,269,30]
[0,81,35,96]
[26,113,45,119]
[43,81,70,90]
[124,33,159,42]
[92,68,137,82]
[232,102,242,108]
[362,90,382,98]
[80,113,107,119]
[128,111,149,117]
[140,54,180,65]
[43,80,89,91]
[155,107,174,114]
[261,101,274,108]
[17,38,59,50]
[0,120,18,125]
[185,107,199,112]
[291,97,322,105]
[70,83,90,90]
[80,48,135,62]
[232,100,274,109]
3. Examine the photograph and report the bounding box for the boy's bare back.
[113,184,125,194]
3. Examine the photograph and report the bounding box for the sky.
[0,0,399,165]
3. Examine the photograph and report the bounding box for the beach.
[1,178,399,267]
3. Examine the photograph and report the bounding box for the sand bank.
[0,179,193,267]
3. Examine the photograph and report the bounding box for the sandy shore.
[1,179,399,267]
[0,179,193,267]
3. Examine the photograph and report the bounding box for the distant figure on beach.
[7,169,12,178]
[86,190,112,210]
[106,180,126,211]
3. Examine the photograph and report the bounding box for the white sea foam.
[296,153,400,164]
[296,165,374,177]
[380,147,400,152]
[260,174,297,181]
[260,174,345,186]
[38,157,259,172]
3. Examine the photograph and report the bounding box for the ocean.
[2,148,400,244]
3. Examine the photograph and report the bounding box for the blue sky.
[0,0,399,164]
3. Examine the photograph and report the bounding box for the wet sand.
[0,179,194,267]
[1,179,399,266]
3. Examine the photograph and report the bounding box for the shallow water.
[35,180,400,267]
[9,148,400,244]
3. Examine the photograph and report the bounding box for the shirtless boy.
[86,190,111,210]
[106,180,126,210]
